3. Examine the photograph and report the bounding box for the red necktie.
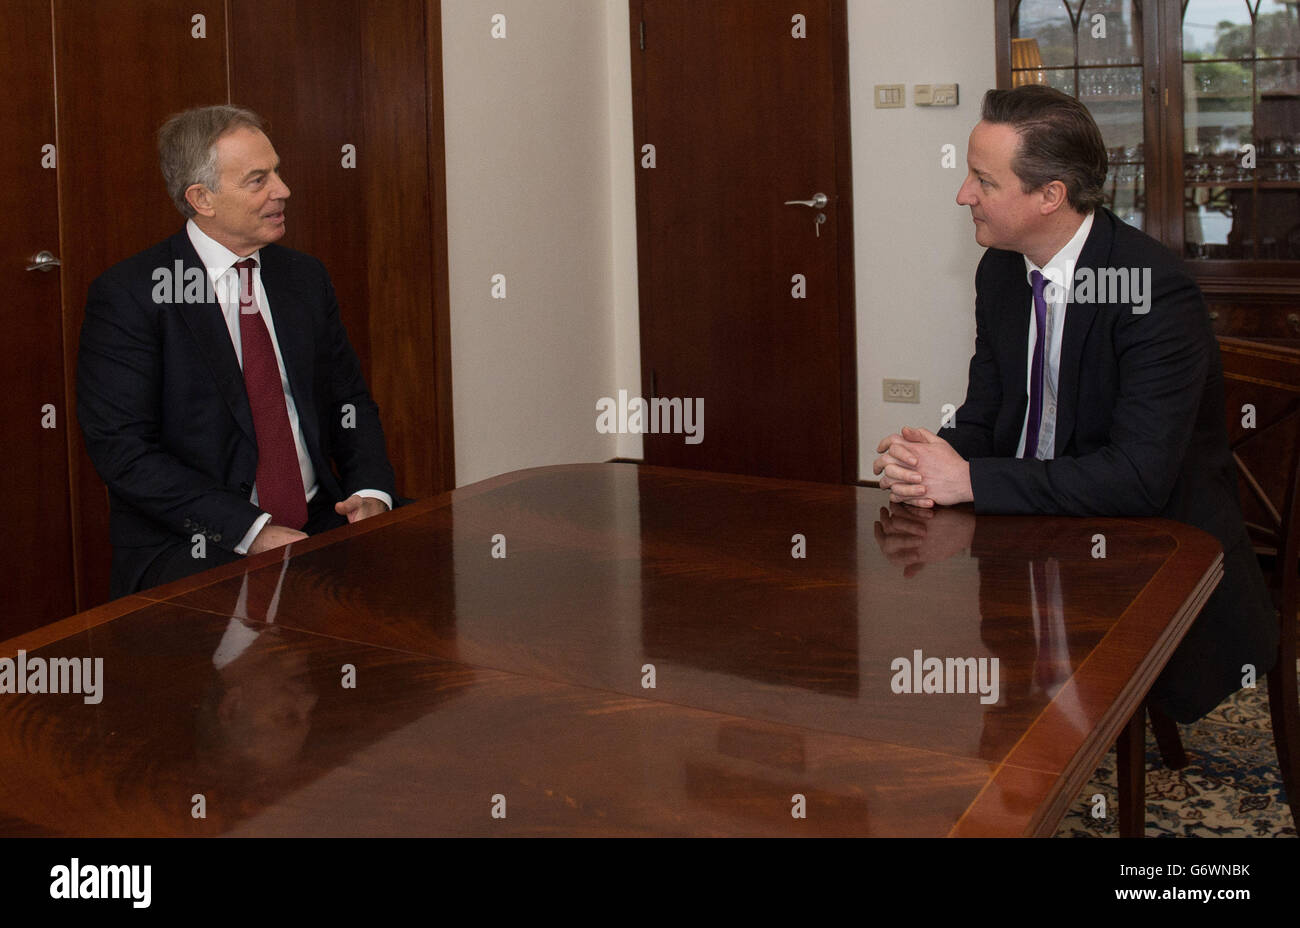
[235,259,308,530]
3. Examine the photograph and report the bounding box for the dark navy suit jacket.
[946,208,1277,721]
[77,229,397,598]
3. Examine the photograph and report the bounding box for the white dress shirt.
[1015,210,1095,460]
[186,220,391,552]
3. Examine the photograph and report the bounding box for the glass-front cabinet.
[997,0,1300,338]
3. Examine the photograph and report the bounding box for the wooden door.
[2,0,74,637]
[631,0,857,484]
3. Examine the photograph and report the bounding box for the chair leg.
[1117,705,1146,837]
[1267,648,1300,833]
[1149,704,1188,770]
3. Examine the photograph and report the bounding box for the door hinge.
[639,20,645,51]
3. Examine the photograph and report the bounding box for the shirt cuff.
[352,489,393,510]
[234,512,272,555]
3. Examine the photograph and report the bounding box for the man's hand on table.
[873,425,973,507]
[335,494,388,524]
[247,524,308,555]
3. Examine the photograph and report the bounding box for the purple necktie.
[1023,269,1049,460]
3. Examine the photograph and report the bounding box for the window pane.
[1184,186,1243,259]
[1015,0,1077,68]
[1258,57,1300,96]
[1257,0,1300,59]
[1183,38,1254,262]
[1257,60,1300,257]
[1104,163,1145,229]
[1040,67,1078,95]
[1256,60,1297,181]
[1183,0,1254,60]
[1077,0,1142,66]
[1078,65,1144,100]
[1183,61,1253,154]
[1088,65,1145,229]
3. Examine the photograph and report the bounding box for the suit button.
[183,518,193,529]
[213,534,222,543]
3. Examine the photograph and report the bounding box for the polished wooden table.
[0,464,1222,836]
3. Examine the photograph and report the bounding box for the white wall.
[441,0,997,486]
[848,1,996,476]
[441,0,617,486]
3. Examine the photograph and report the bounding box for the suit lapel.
[172,230,257,444]
[1054,210,1114,456]
[1000,264,1032,455]
[257,246,320,459]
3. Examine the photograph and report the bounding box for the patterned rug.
[1055,661,1298,837]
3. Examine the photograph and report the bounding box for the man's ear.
[185,183,215,218]
[1039,180,1070,216]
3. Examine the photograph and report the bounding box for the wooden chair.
[1119,336,1300,836]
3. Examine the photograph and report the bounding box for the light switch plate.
[874,84,905,108]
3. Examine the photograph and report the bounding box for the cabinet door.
[1,0,74,637]
[1177,0,1300,264]
[1005,0,1159,233]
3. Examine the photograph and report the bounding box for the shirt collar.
[186,218,260,279]
[1024,210,1095,302]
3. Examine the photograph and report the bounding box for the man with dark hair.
[873,85,1277,722]
[77,105,397,597]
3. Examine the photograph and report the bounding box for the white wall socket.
[883,379,920,403]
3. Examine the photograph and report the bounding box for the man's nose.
[272,173,290,200]
[955,178,975,206]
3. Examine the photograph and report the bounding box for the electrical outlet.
[883,379,920,403]
[874,84,905,108]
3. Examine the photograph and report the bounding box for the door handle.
[26,250,61,272]
[784,193,828,209]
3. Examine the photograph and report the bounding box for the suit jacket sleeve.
[76,273,263,552]
[313,265,397,501]
[945,252,1000,460]
[968,263,1209,516]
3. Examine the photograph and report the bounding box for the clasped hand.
[248,494,388,555]
[871,425,973,508]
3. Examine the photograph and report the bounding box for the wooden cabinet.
[995,0,1300,333]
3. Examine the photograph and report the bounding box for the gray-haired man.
[77,105,397,597]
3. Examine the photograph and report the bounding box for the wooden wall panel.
[424,0,456,494]
[55,0,230,610]
[231,0,453,500]
[3,0,74,635]
[228,0,369,375]
[361,0,449,498]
